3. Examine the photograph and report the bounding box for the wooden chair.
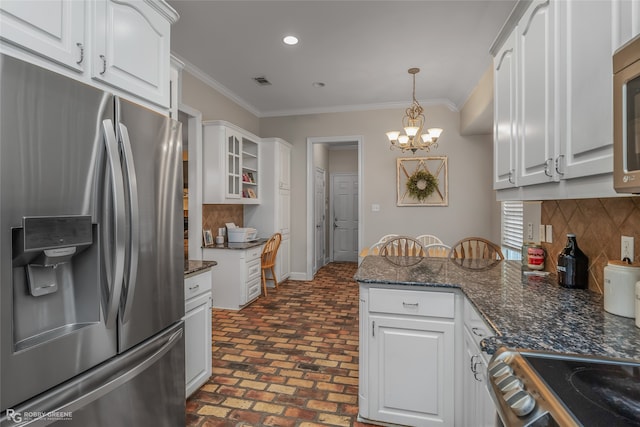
[424,243,451,258]
[261,233,282,296]
[449,237,504,260]
[415,234,444,246]
[379,236,426,266]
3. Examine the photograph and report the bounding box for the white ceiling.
[168,0,517,118]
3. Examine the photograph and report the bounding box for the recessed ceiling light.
[312,82,325,88]
[283,35,299,46]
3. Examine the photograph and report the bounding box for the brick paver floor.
[186,262,378,427]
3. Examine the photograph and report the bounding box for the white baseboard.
[288,271,310,281]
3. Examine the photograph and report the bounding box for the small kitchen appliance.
[604,260,640,318]
[227,227,258,243]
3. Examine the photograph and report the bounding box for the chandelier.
[386,68,443,153]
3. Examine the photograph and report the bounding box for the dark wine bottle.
[557,233,589,289]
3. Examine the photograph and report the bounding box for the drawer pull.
[472,327,485,337]
[188,284,200,291]
[402,302,419,308]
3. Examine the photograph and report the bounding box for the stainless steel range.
[487,348,640,427]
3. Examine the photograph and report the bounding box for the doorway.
[314,167,326,274]
[331,173,358,262]
[177,104,203,261]
[306,136,363,280]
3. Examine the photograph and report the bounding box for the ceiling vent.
[253,76,272,86]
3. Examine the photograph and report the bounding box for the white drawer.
[369,288,454,318]
[246,258,262,282]
[246,246,262,262]
[184,269,212,300]
[247,278,262,301]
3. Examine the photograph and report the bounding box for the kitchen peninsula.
[355,255,640,427]
[355,256,640,359]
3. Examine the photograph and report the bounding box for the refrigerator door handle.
[2,325,183,427]
[117,123,140,324]
[101,120,126,329]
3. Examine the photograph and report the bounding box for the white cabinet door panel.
[494,31,518,189]
[517,0,556,186]
[185,291,212,397]
[559,0,613,179]
[370,315,454,427]
[0,0,85,71]
[92,0,170,107]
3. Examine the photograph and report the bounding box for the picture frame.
[397,156,448,206]
[202,229,213,246]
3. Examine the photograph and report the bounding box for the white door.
[314,168,326,273]
[332,174,358,262]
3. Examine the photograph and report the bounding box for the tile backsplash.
[540,197,640,293]
[202,204,243,241]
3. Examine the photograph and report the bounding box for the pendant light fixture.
[386,68,443,153]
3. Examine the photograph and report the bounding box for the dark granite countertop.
[184,260,217,275]
[203,238,267,250]
[355,256,640,361]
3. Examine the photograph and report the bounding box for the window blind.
[502,201,523,251]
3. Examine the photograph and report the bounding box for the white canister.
[636,281,640,328]
[604,260,640,318]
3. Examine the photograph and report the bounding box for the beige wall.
[329,149,358,175]
[181,71,260,135]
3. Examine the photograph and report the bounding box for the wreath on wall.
[406,170,439,202]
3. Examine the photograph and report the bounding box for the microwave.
[613,34,640,193]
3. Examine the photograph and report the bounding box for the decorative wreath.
[406,170,438,201]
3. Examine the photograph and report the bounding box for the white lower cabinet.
[359,286,455,427]
[184,268,212,397]
[462,299,497,427]
[204,245,263,310]
[462,328,496,427]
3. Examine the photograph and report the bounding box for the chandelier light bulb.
[386,131,400,141]
[404,126,419,137]
[398,135,410,145]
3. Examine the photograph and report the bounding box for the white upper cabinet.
[517,0,556,187]
[202,121,261,204]
[0,0,86,72]
[279,142,291,190]
[0,0,178,110]
[612,0,640,50]
[493,30,518,189]
[92,0,175,107]
[557,0,613,180]
[492,0,622,199]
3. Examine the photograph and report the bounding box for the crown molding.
[173,53,459,118]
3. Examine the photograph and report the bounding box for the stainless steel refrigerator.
[0,54,185,426]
